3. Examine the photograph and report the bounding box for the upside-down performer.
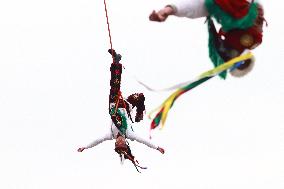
[150,0,265,78]
[148,0,265,130]
[77,49,165,172]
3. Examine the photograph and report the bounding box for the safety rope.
[103,0,115,63]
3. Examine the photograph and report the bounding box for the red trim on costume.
[221,26,262,53]
[219,4,264,53]
[214,0,250,19]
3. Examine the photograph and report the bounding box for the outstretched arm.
[126,130,165,154]
[149,0,208,22]
[77,132,113,152]
[149,6,176,22]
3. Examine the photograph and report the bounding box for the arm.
[149,6,176,22]
[126,130,164,153]
[77,132,113,152]
[149,0,208,22]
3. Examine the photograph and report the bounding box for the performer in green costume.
[150,0,265,78]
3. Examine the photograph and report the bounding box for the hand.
[157,147,165,154]
[149,7,175,22]
[77,147,86,152]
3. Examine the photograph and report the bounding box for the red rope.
[103,0,115,63]
[114,91,127,115]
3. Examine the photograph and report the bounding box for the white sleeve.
[126,130,158,150]
[168,0,208,18]
[85,132,113,149]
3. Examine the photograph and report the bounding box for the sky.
[0,0,284,189]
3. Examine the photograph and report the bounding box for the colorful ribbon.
[149,52,254,131]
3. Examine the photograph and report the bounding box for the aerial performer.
[78,49,165,172]
[148,0,266,130]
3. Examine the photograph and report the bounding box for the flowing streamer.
[149,52,253,131]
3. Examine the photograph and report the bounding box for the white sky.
[0,0,283,189]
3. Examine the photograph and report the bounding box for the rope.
[114,91,127,115]
[103,0,115,63]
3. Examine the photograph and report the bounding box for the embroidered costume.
[148,0,265,129]
[150,0,265,78]
[78,49,164,172]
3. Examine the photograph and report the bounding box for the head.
[115,135,128,153]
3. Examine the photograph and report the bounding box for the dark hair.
[126,93,145,122]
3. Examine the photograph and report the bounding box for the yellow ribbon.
[149,52,254,129]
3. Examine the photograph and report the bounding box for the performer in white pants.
[78,49,164,155]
